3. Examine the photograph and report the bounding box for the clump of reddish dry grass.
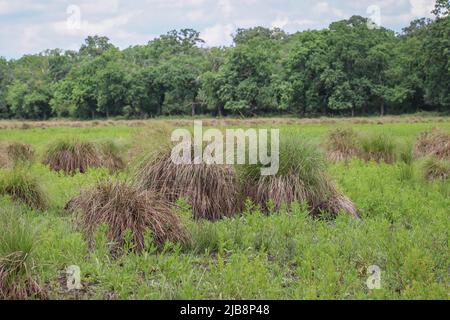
[66,180,190,253]
[239,136,359,218]
[326,128,360,161]
[135,144,240,221]
[414,128,450,160]
[420,156,450,181]
[43,139,126,175]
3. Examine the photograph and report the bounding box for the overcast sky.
[0,0,437,59]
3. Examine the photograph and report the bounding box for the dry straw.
[414,128,450,160]
[43,139,125,174]
[66,180,190,253]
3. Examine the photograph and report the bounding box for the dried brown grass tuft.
[0,169,48,210]
[0,208,48,300]
[98,141,126,172]
[0,142,9,168]
[135,144,240,221]
[0,254,48,300]
[414,128,450,160]
[66,180,190,253]
[420,156,450,181]
[127,122,174,160]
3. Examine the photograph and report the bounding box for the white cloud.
[201,23,235,46]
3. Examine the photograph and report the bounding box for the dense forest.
[0,1,449,119]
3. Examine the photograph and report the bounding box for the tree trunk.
[158,93,165,116]
[380,101,385,117]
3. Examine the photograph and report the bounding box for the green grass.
[0,118,449,299]
[0,169,48,210]
[0,206,44,299]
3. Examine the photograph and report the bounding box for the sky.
[0,0,437,59]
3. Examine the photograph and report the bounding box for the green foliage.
[0,169,48,210]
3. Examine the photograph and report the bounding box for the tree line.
[0,2,449,119]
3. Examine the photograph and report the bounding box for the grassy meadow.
[0,116,449,300]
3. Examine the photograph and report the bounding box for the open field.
[0,116,449,300]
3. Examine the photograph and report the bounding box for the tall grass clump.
[0,142,9,168]
[43,139,125,175]
[359,132,396,164]
[419,156,450,181]
[7,142,35,167]
[238,135,359,218]
[128,123,174,160]
[98,140,126,172]
[0,207,47,299]
[326,128,360,161]
[65,180,190,254]
[0,169,48,210]
[135,143,240,221]
[414,128,450,160]
[43,139,102,174]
